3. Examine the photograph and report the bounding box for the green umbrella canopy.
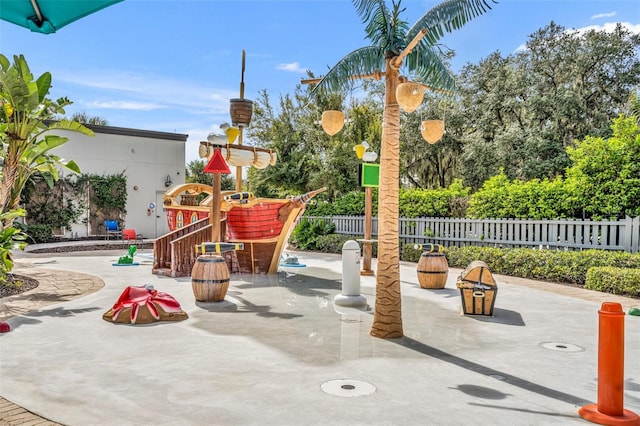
[0,0,124,34]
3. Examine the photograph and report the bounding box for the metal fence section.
[306,216,640,253]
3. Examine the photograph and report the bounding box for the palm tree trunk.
[370,57,403,338]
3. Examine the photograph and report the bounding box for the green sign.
[359,163,380,187]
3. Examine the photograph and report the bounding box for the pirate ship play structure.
[152,51,325,277]
[153,182,324,277]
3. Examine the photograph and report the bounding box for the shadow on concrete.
[467,402,582,419]
[462,307,526,326]
[450,384,511,400]
[24,306,101,318]
[196,294,304,320]
[396,336,590,407]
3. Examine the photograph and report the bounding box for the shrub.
[23,224,54,244]
[305,181,470,218]
[467,172,576,219]
[399,179,470,218]
[586,267,640,298]
[435,246,640,286]
[305,191,373,216]
[289,218,336,250]
[314,234,378,255]
[401,244,422,263]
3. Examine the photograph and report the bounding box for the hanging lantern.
[396,82,424,113]
[230,98,253,128]
[321,110,344,136]
[420,120,445,144]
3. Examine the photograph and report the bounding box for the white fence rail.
[305,216,640,253]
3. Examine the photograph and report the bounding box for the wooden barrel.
[230,98,253,127]
[417,252,449,289]
[191,255,229,302]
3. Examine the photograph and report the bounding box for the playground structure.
[153,183,325,277]
[152,51,326,278]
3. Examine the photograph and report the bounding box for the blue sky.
[1,0,639,164]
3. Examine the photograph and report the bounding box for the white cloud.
[514,21,640,54]
[276,62,307,73]
[515,43,527,53]
[86,100,163,111]
[572,21,640,36]
[591,12,616,20]
[54,69,237,112]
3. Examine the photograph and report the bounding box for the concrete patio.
[1,246,639,425]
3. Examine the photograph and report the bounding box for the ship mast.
[236,51,246,193]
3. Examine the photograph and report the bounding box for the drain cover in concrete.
[487,374,507,381]
[321,379,376,397]
[540,342,585,352]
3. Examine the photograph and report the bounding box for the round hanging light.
[321,110,345,136]
[420,120,445,144]
[396,82,424,113]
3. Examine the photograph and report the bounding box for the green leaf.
[63,160,81,174]
[35,72,52,103]
[47,120,94,136]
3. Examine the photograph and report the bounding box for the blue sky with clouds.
[1,0,639,164]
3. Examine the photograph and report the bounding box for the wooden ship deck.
[152,183,324,277]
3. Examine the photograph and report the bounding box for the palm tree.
[306,0,495,338]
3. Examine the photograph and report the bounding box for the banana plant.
[0,54,92,220]
[0,208,27,279]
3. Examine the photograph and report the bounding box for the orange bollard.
[579,302,640,425]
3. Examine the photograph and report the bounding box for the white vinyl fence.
[305,216,640,253]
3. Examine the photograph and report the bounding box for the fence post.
[633,216,640,253]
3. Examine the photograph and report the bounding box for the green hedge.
[439,246,640,286]
[305,180,470,218]
[290,232,640,298]
[585,267,640,298]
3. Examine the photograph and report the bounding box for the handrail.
[153,217,211,274]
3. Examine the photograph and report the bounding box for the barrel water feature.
[415,244,448,289]
[191,255,230,302]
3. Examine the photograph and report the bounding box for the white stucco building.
[53,124,188,239]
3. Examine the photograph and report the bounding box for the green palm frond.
[405,46,456,91]
[401,0,496,91]
[354,0,409,54]
[353,0,391,42]
[631,91,640,123]
[311,46,385,97]
[406,0,496,46]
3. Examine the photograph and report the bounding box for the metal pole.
[361,186,374,276]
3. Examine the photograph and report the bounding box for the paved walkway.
[0,260,104,425]
[1,246,639,425]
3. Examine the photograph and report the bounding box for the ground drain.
[321,379,376,397]
[487,374,506,381]
[540,341,585,353]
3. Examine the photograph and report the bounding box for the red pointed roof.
[204,148,231,174]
